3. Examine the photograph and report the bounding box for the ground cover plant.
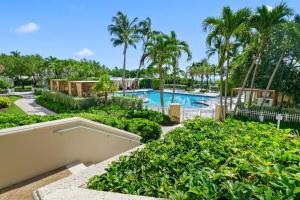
[88,118,300,199]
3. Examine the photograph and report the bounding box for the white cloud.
[16,22,40,33]
[266,5,273,11]
[75,48,95,58]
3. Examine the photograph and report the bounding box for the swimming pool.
[122,90,215,108]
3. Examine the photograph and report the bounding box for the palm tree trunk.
[259,49,286,109]
[219,67,224,121]
[159,64,165,114]
[224,50,230,113]
[248,63,258,105]
[171,67,176,103]
[122,45,127,96]
[104,92,108,105]
[233,42,264,114]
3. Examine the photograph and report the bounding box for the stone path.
[161,124,183,138]
[14,92,55,115]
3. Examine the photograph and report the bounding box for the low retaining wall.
[0,117,141,189]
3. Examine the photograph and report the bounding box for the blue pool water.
[122,91,214,108]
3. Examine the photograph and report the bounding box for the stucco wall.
[0,117,141,189]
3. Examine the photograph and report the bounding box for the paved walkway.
[14,92,55,115]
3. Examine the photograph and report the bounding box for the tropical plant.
[260,20,300,108]
[142,33,174,113]
[233,3,293,113]
[88,118,300,199]
[167,31,192,103]
[203,6,251,120]
[108,12,140,96]
[92,74,116,104]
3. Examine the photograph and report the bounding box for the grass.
[3,96,25,114]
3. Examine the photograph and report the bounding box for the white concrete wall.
[0,118,141,189]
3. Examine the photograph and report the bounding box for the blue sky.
[0,0,299,70]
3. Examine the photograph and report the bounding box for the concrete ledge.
[34,145,165,200]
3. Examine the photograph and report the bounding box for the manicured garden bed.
[88,118,300,199]
[0,96,25,114]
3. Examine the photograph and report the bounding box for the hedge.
[88,118,300,199]
[112,96,143,110]
[0,113,161,143]
[0,97,11,109]
[41,90,99,111]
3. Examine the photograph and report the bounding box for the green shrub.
[0,79,10,90]
[0,112,162,143]
[88,118,300,199]
[0,97,11,108]
[139,78,152,88]
[127,118,162,143]
[112,96,143,110]
[41,90,98,110]
[127,109,172,125]
[36,95,73,113]
[151,78,160,90]
[0,113,64,129]
[33,88,44,95]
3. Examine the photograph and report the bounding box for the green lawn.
[3,96,25,114]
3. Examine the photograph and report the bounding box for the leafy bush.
[33,88,44,96]
[0,112,161,143]
[0,79,10,89]
[151,78,160,90]
[42,90,98,111]
[127,118,162,143]
[88,118,300,199]
[127,109,172,125]
[36,95,73,113]
[139,78,152,88]
[0,97,11,108]
[112,96,143,110]
[0,113,64,129]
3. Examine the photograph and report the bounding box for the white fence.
[235,109,300,122]
[234,109,300,130]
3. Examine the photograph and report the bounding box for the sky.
[0,0,299,70]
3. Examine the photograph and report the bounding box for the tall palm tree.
[132,17,156,94]
[143,33,173,114]
[203,6,251,119]
[168,31,192,103]
[108,12,140,96]
[233,3,292,113]
[204,34,226,120]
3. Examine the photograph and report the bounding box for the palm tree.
[108,12,140,96]
[260,21,300,108]
[233,3,292,113]
[168,31,192,103]
[92,74,116,104]
[143,33,173,114]
[132,17,155,94]
[203,6,251,119]
[204,34,226,120]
